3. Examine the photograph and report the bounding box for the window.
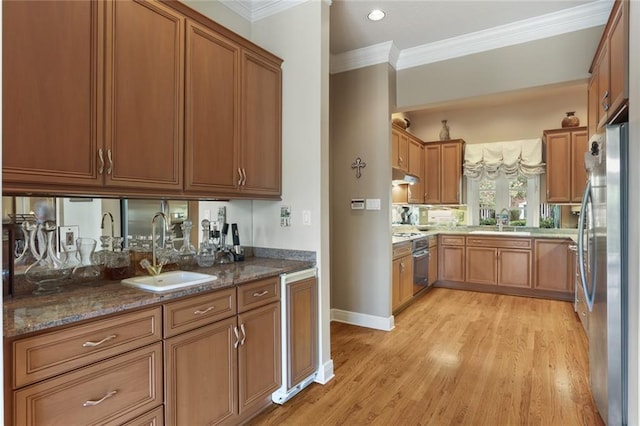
[467,175,540,227]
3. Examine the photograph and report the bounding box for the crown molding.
[221,0,321,22]
[331,0,613,74]
[331,41,399,74]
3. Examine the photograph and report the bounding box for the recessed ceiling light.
[367,9,385,21]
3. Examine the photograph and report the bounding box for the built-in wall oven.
[412,237,429,294]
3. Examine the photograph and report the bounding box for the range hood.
[392,167,420,185]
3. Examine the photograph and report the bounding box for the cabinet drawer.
[392,242,412,259]
[238,276,280,313]
[440,235,465,246]
[13,307,162,388]
[164,287,236,338]
[14,342,163,426]
[466,237,532,249]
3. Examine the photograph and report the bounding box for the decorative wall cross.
[351,157,366,179]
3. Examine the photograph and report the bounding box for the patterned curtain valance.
[463,138,545,181]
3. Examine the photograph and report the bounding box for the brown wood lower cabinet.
[437,235,569,300]
[534,239,573,297]
[439,235,465,282]
[164,279,281,425]
[14,343,163,426]
[286,277,318,389]
[392,242,413,312]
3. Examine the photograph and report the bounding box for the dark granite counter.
[4,257,314,339]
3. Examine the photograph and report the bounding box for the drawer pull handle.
[82,334,117,348]
[83,390,117,407]
[240,323,246,345]
[233,326,240,349]
[194,306,215,315]
[253,290,269,297]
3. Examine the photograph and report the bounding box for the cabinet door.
[466,247,497,285]
[408,138,424,204]
[428,244,438,286]
[545,131,571,202]
[184,20,240,194]
[238,302,281,414]
[439,245,465,282]
[608,0,627,118]
[400,255,414,305]
[440,142,462,204]
[498,249,532,288]
[392,258,402,311]
[534,239,572,294]
[104,0,184,191]
[587,75,599,139]
[287,278,318,389]
[2,0,103,189]
[570,130,588,202]
[424,144,441,204]
[596,41,610,128]
[241,51,282,197]
[164,317,237,426]
[392,130,409,172]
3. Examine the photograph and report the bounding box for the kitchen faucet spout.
[101,212,115,240]
[147,212,170,276]
[498,208,510,232]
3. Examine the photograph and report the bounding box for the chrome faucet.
[101,212,115,241]
[145,212,169,276]
[498,208,510,232]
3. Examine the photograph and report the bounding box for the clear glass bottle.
[178,220,197,270]
[72,238,101,282]
[25,221,71,294]
[14,221,40,273]
[196,219,214,267]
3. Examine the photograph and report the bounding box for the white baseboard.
[330,309,395,331]
[314,359,334,384]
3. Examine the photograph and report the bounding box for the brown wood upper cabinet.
[391,127,409,172]
[407,136,425,204]
[3,0,283,199]
[424,140,464,204]
[544,127,588,203]
[2,1,104,189]
[104,0,185,192]
[588,0,628,136]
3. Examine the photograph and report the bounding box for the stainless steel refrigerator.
[578,123,628,425]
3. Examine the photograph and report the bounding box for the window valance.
[463,138,545,180]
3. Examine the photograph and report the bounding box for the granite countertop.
[4,257,314,339]
[392,227,578,245]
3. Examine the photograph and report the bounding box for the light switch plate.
[365,199,381,210]
[351,199,365,210]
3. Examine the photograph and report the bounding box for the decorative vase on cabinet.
[561,112,580,128]
[439,120,450,140]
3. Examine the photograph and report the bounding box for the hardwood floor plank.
[249,288,603,426]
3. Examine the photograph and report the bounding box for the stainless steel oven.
[412,237,429,294]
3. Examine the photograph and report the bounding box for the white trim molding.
[331,0,612,74]
[331,308,395,331]
[221,0,324,22]
[314,359,335,384]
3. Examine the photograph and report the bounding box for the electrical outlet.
[302,210,311,226]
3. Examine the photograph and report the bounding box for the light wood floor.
[250,288,604,426]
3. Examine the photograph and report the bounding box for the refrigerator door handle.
[578,179,595,311]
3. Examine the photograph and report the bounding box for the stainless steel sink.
[121,271,217,292]
[469,230,531,236]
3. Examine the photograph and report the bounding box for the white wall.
[249,0,332,382]
[182,0,251,38]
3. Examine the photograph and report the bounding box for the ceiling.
[329,0,599,55]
